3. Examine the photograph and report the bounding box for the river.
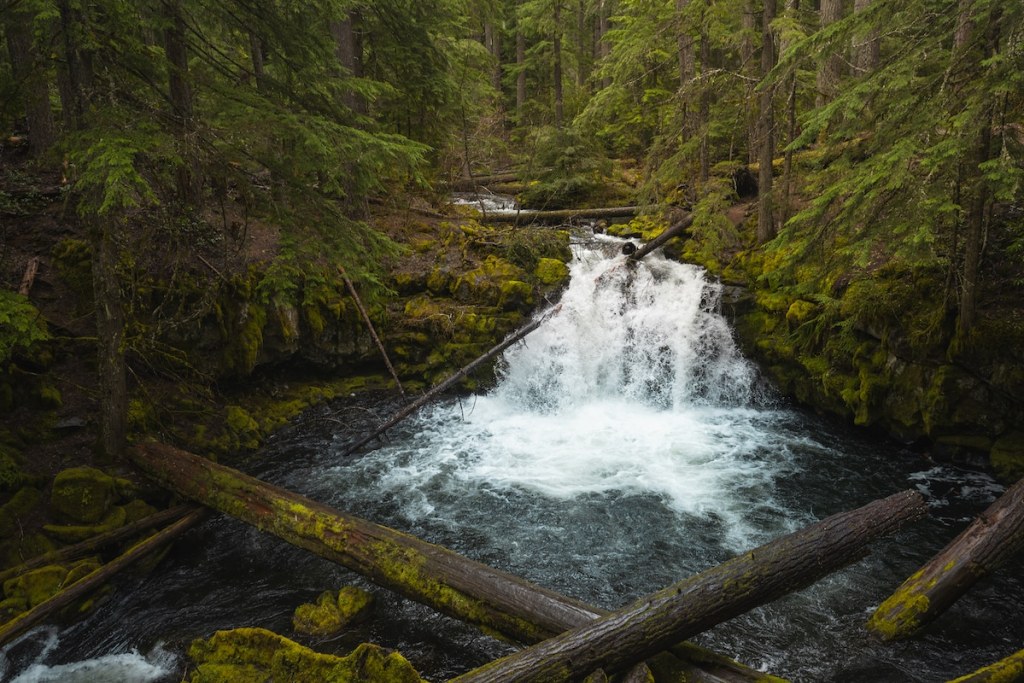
[2,237,1022,682]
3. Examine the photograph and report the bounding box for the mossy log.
[630,214,695,261]
[343,306,557,456]
[867,476,1024,641]
[449,172,521,191]
[0,507,206,647]
[946,647,1024,683]
[483,206,641,225]
[450,491,927,683]
[0,504,196,585]
[127,442,781,683]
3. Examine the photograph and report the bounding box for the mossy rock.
[0,532,55,571]
[498,280,534,312]
[0,486,42,537]
[293,586,374,637]
[4,564,67,608]
[43,504,127,544]
[187,627,423,683]
[0,443,27,493]
[49,466,122,524]
[121,498,159,524]
[991,432,1024,483]
[786,299,818,327]
[534,258,570,286]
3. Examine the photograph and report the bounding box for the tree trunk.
[756,0,777,244]
[741,0,757,165]
[852,0,879,74]
[676,0,694,91]
[483,205,642,224]
[0,508,206,647]
[598,0,612,89]
[249,31,266,91]
[867,477,1024,641]
[164,0,201,207]
[57,0,93,132]
[553,2,564,127]
[946,648,1024,683]
[3,5,56,157]
[330,15,364,114]
[816,0,843,108]
[92,220,128,460]
[516,5,527,118]
[338,265,406,401]
[451,491,926,683]
[780,0,800,226]
[128,443,780,683]
[698,8,711,183]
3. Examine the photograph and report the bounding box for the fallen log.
[630,214,695,261]
[338,265,406,401]
[867,476,1024,641]
[450,491,927,683]
[0,507,206,647]
[342,306,557,456]
[128,442,780,683]
[0,504,196,585]
[483,206,641,225]
[946,647,1024,683]
[449,172,521,191]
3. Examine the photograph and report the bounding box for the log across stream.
[4,237,1024,682]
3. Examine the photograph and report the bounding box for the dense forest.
[1,0,1024,680]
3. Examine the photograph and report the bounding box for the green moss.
[946,647,1024,683]
[0,486,42,537]
[534,258,570,286]
[865,570,932,641]
[50,467,120,524]
[991,432,1024,483]
[786,300,818,327]
[43,504,127,543]
[293,586,374,637]
[3,564,67,608]
[187,627,424,683]
[498,280,534,311]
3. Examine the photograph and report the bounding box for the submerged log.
[128,442,779,683]
[450,491,927,683]
[342,306,558,456]
[0,507,206,647]
[946,648,1024,683]
[0,504,195,585]
[483,206,641,225]
[867,476,1024,641]
[630,214,695,261]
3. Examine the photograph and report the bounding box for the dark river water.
[2,238,1021,682]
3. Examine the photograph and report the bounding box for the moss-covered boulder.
[187,627,423,683]
[0,486,42,538]
[43,504,128,544]
[293,586,375,637]
[3,564,67,609]
[49,466,126,524]
[991,432,1024,483]
[534,258,570,286]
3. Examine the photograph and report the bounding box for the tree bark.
[3,5,56,157]
[164,0,201,207]
[482,205,641,224]
[0,507,206,647]
[127,443,781,683]
[946,648,1024,683]
[343,308,555,456]
[451,491,926,683]
[629,214,694,261]
[756,0,777,244]
[867,477,1024,641]
[815,0,843,107]
[331,15,363,113]
[852,0,879,75]
[553,2,565,127]
[516,4,527,118]
[92,220,128,460]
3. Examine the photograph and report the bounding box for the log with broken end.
[127,442,783,683]
[867,476,1024,641]
[450,491,927,683]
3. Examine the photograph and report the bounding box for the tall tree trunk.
[852,0,879,74]
[516,3,527,118]
[486,21,503,100]
[248,32,266,91]
[57,0,93,132]
[163,0,201,207]
[575,1,587,86]
[92,220,127,460]
[741,0,757,164]
[598,0,612,89]
[330,15,363,113]
[553,2,564,127]
[780,0,800,226]
[3,6,56,157]
[756,0,777,243]
[676,0,694,90]
[698,1,711,183]
[816,0,843,107]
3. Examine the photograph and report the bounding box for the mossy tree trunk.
[756,0,777,244]
[451,491,926,683]
[867,476,1024,641]
[92,219,128,460]
[2,3,56,157]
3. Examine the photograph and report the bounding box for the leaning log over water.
[946,647,1024,683]
[343,306,558,456]
[483,206,641,225]
[630,214,695,261]
[128,442,780,683]
[450,491,927,683]
[0,507,206,647]
[867,477,1024,641]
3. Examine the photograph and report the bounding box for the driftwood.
[0,504,196,585]
[629,214,695,261]
[483,206,641,225]
[450,491,927,683]
[946,648,1024,683]
[0,507,206,647]
[342,307,557,456]
[338,265,406,400]
[127,442,780,683]
[867,476,1024,641]
[18,257,40,296]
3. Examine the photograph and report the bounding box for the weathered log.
[338,265,406,401]
[0,504,196,585]
[450,491,927,683]
[127,442,779,683]
[19,257,40,296]
[867,476,1024,641]
[449,172,521,191]
[630,214,695,261]
[0,507,206,647]
[342,306,556,456]
[946,648,1024,683]
[483,206,641,225]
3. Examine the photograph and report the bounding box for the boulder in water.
[292,586,375,637]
